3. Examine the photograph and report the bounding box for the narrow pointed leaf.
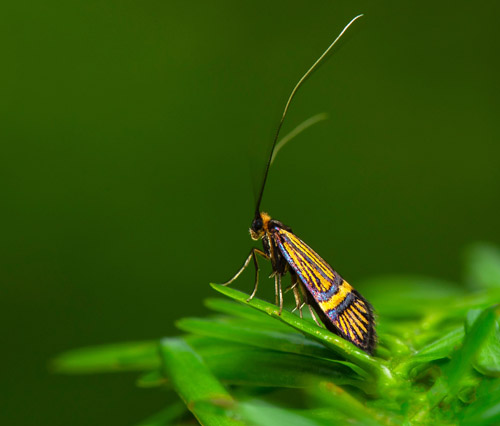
[136,370,168,388]
[466,307,500,377]
[52,341,159,374]
[205,298,290,330]
[203,347,367,390]
[177,316,342,362]
[461,378,500,425]
[238,399,322,426]
[395,327,465,377]
[427,307,497,407]
[134,402,186,426]
[144,337,370,392]
[159,337,243,425]
[309,381,392,426]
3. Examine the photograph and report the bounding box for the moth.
[222,15,376,354]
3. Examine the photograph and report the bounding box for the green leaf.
[461,378,500,426]
[210,284,398,393]
[465,243,500,290]
[159,337,243,425]
[300,408,369,425]
[308,381,392,426]
[136,370,168,388]
[466,307,500,377]
[205,298,290,330]
[187,336,369,388]
[237,399,323,426]
[52,341,159,374]
[202,347,367,390]
[134,402,186,426]
[177,316,343,363]
[427,307,497,407]
[138,337,370,393]
[395,327,465,377]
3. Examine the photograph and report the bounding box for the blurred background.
[1,0,499,424]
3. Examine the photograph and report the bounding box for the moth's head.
[250,212,271,240]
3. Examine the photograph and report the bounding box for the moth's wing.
[274,227,376,354]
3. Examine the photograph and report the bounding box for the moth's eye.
[252,218,263,231]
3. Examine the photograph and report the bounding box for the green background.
[1,0,499,424]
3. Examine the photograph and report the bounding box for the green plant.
[53,243,500,425]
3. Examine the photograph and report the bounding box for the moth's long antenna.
[254,14,363,217]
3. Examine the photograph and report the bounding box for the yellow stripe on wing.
[344,311,363,340]
[356,319,368,334]
[284,245,323,287]
[355,302,367,314]
[280,230,336,281]
[281,236,335,292]
[318,281,353,312]
[338,315,349,336]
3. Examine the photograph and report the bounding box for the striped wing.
[274,227,375,353]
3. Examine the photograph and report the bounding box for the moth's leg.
[246,249,269,302]
[273,274,284,314]
[292,287,305,318]
[221,248,269,303]
[295,280,323,328]
[274,274,279,306]
[277,274,283,315]
[284,272,298,293]
[307,304,323,328]
[289,274,305,318]
[292,290,305,319]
